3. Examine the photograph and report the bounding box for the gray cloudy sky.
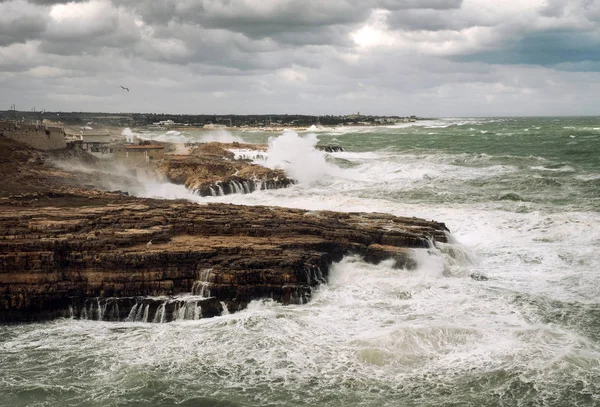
[1,0,599,116]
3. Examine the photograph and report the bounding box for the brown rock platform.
[0,135,449,323]
[0,191,448,323]
[157,142,295,196]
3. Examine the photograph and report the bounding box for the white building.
[153,120,175,127]
[80,131,114,159]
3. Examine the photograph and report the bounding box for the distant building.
[0,120,66,150]
[80,131,113,159]
[346,112,362,120]
[114,144,165,164]
[153,120,175,127]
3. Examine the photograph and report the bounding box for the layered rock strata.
[0,136,450,324]
[0,192,448,323]
[157,142,295,197]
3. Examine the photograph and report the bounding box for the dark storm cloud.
[0,15,46,45]
[456,30,600,68]
[0,0,47,45]
[539,0,568,17]
[386,8,475,31]
[1,0,600,116]
[118,0,462,45]
[376,0,463,10]
[21,0,85,3]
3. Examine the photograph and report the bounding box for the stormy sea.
[2,117,600,406]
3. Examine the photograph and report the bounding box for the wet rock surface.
[0,192,448,323]
[157,142,295,196]
[0,136,449,323]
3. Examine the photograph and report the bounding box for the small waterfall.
[140,304,149,322]
[193,178,296,197]
[134,303,145,321]
[152,302,166,323]
[96,298,105,320]
[126,304,138,322]
[110,302,120,321]
[174,301,200,321]
[303,264,326,286]
[220,302,230,315]
[71,296,224,323]
[314,266,326,284]
[192,269,213,297]
[73,298,124,321]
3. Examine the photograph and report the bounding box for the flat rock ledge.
[156,142,296,197]
[0,192,449,323]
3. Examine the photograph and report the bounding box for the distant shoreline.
[0,110,430,130]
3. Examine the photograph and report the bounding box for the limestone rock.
[0,193,449,322]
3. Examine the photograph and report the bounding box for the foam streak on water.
[2,117,600,406]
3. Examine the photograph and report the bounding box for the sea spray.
[199,129,245,143]
[50,150,201,202]
[121,127,136,143]
[135,179,200,201]
[264,130,338,185]
[4,118,600,407]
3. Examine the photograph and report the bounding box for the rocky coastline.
[0,135,450,323]
[156,142,296,197]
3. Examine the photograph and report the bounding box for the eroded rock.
[0,193,449,322]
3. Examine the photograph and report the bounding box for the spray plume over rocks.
[0,132,449,323]
[156,141,296,197]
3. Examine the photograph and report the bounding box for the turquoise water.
[1,117,600,406]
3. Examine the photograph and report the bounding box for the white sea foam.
[530,165,576,173]
[263,130,339,185]
[136,130,190,143]
[575,173,600,181]
[2,240,595,405]
[121,127,135,142]
[134,179,201,201]
[5,120,599,406]
[198,129,245,143]
[207,146,600,304]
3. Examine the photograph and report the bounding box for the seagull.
[120,86,130,92]
[146,240,152,248]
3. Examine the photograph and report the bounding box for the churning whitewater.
[2,117,600,406]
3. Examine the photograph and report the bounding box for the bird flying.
[120,86,130,92]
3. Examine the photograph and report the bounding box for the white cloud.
[351,9,395,48]
[48,0,118,38]
[27,65,66,78]
[0,0,599,115]
[279,68,308,82]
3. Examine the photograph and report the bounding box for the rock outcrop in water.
[156,142,295,197]
[316,145,345,153]
[0,135,450,323]
[0,190,448,323]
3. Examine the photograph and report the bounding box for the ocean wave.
[530,165,576,173]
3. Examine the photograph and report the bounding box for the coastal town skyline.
[1,0,599,116]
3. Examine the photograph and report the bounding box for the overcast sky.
[1,0,599,116]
